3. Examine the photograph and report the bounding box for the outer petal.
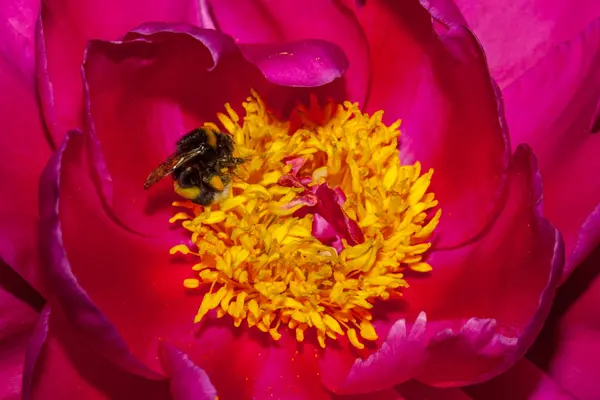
[23,307,172,400]
[499,19,600,277]
[527,247,600,399]
[0,1,52,289]
[39,0,204,143]
[320,146,563,393]
[0,261,42,400]
[352,0,509,248]
[206,0,371,104]
[411,146,563,387]
[453,0,600,89]
[82,23,347,237]
[464,359,575,400]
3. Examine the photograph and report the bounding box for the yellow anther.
[170,91,440,349]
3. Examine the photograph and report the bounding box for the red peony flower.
[0,0,598,399]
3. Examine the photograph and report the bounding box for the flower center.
[170,91,441,349]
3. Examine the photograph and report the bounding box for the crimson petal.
[39,0,205,143]
[352,0,509,248]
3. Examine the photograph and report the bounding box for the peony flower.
[0,0,597,398]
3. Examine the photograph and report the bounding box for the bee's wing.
[144,146,207,189]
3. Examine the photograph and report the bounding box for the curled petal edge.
[38,130,163,379]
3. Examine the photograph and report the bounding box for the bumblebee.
[144,128,245,205]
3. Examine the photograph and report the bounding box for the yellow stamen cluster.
[170,91,441,349]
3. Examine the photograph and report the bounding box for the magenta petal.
[298,184,364,250]
[453,0,600,89]
[464,359,573,400]
[499,19,600,277]
[354,0,509,248]
[0,6,52,289]
[38,130,162,379]
[207,0,370,103]
[39,0,204,142]
[528,248,600,399]
[158,342,216,400]
[320,313,428,393]
[240,40,348,87]
[83,23,348,237]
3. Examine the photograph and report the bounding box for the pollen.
[170,91,441,349]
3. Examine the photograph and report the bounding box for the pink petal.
[527,247,600,399]
[499,19,600,277]
[82,23,347,237]
[322,145,563,392]
[0,3,52,290]
[352,0,509,248]
[39,0,203,143]
[206,0,370,103]
[453,0,600,89]
[23,307,171,400]
[464,359,574,400]
[158,342,216,400]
